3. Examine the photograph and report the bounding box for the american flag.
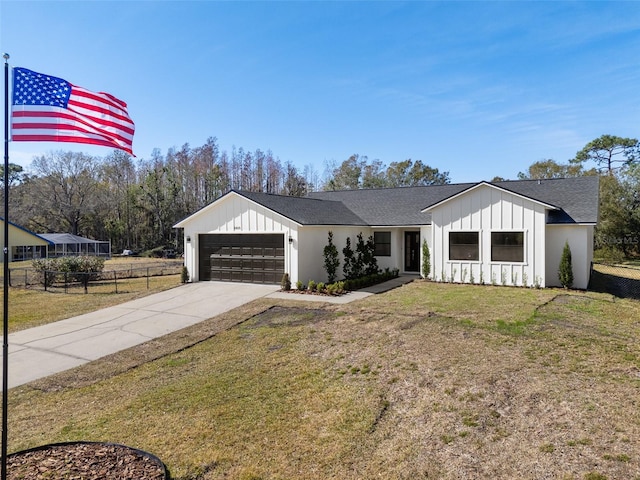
[11,67,135,155]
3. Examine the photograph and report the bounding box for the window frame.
[490,231,525,263]
[373,231,392,257]
[448,231,480,261]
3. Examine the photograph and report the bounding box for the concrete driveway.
[3,282,279,388]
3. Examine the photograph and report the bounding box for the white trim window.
[491,231,524,262]
[449,232,479,261]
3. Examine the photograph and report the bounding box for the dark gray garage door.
[199,234,285,284]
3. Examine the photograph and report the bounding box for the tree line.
[2,134,638,259]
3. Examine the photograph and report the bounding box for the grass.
[6,281,640,479]
[3,274,181,332]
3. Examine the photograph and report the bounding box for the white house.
[174,177,599,289]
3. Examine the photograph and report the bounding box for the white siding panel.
[512,197,524,230]
[546,225,593,289]
[429,184,548,287]
[297,227,372,285]
[178,193,299,282]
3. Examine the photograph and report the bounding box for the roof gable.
[422,181,559,212]
[174,190,368,228]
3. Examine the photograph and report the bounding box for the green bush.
[323,231,340,283]
[296,280,305,291]
[558,241,574,289]
[307,280,317,292]
[32,256,106,287]
[422,240,431,279]
[342,237,354,280]
[316,282,325,293]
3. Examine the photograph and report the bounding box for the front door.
[404,231,420,272]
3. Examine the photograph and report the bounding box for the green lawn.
[7,281,640,480]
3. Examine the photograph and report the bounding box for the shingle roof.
[308,184,474,225]
[236,190,368,226]
[231,177,599,227]
[491,176,600,224]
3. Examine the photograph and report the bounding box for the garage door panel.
[199,233,285,284]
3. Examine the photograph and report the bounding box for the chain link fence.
[589,263,640,300]
[5,261,184,294]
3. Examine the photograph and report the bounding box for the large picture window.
[491,232,524,262]
[449,232,479,261]
[374,231,391,256]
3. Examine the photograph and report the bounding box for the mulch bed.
[7,442,168,479]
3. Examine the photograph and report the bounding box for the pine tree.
[558,241,574,288]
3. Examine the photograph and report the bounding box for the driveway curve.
[4,282,279,388]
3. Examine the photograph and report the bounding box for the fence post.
[147,267,150,289]
[84,272,88,294]
[114,270,118,294]
[64,272,68,294]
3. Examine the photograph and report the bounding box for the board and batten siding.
[179,193,299,282]
[429,185,547,287]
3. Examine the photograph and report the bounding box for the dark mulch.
[7,442,168,479]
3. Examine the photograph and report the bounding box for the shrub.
[353,233,366,278]
[181,266,190,283]
[296,280,304,291]
[307,280,317,292]
[280,273,291,291]
[323,231,340,283]
[316,282,325,293]
[33,256,105,287]
[559,240,574,288]
[342,237,354,280]
[364,234,379,275]
[421,240,431,279]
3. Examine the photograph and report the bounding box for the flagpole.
[2,52,10,480]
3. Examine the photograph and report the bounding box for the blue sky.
[1,1,639,183]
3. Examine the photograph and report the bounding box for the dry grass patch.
[7,282,640,479]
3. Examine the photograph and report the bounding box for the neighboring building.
[174,177,599,289]
[0,217,53,262]
[39,233,111,259]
